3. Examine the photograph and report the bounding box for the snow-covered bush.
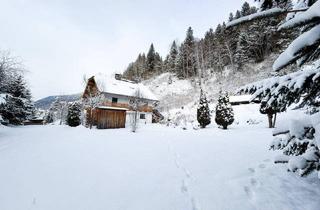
[215,92,234,129]
[197,89,211,128]
[66,102,82,127]
[271,114,320,176]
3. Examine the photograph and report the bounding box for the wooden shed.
[94,106,128,129]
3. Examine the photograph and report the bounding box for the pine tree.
[146,43,156,76]
[235,31,251,67]
[197,89,211,128]
[241,2,251,16]
[180,27,198,78]
[0,74,34,124]
[154,52,163,74]
[235,10,241,19]
[215,92,234,129]
[66,102,81,127]
[228,12,234,22]
[259,99,280,128]
[202,28,216,70]
[168,41,179,72]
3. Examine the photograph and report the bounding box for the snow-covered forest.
[1,0,320,209]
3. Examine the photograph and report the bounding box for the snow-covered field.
[0,104,320,210]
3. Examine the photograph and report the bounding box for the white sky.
[0,0,254,100]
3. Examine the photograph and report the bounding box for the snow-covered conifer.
[168,41,179,72]
[215,92,234,129]
[66,102,81,127]
[197,89,211,128]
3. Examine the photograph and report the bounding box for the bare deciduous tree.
[82,75,105,129]
[129,87,145,133]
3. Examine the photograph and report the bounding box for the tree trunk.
[273,112,277,128]
[223,125,227,129]
[267,113,273,128]
[89,108,93,129]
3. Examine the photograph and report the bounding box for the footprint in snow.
[191,197,200,210]
[248,168,255,174]
[174,159,181,168]
[244,186,253,198]
[181,180,188,193]
[184,168,192,179]
[258,164,266,169]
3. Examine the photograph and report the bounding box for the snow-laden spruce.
[271,113,320,176]
[215,92,234,129]
[66,102,82,127]
[274,0,320,71]
[197,89,211,128]
[0,51,35,125]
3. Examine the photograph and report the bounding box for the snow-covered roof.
[96,106,129,111]
[94,73,158,101]
[229,95,258,103]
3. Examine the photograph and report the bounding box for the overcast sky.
[1,0,254,100]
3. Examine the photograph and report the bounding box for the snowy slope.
[143,55,288,124]
[0,104,319,210]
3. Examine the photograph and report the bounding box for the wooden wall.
[95,109,126,129]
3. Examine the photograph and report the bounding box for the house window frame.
[112,97,118,104]
[140,113,146,119]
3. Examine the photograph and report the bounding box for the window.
[140,113,146,119]
[112,97,118,103]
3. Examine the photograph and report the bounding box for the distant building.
[82,74,159,129]
[229,95,260,106]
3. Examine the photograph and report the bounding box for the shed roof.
[229,95,258,103]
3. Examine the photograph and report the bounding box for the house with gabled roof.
[82,74,159,129]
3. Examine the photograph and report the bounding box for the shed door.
[97,109,126,129]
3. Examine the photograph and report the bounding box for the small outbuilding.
[229,95,260,106]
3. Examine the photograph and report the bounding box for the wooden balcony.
[101,101,153,112]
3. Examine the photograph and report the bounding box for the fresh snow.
[1,104,320,210]
[279,1,320,30]
[93,73,158,101]
[229,95,254,103]
[273,24,320,71]
[0,94,7,105]
[226,8,284,28]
